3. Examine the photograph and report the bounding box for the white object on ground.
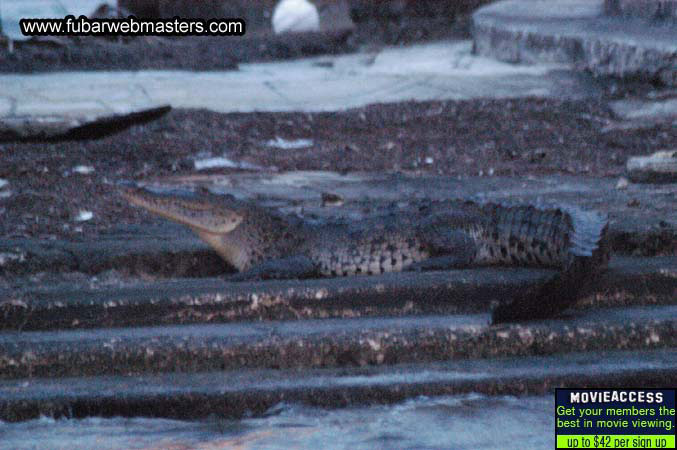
[73,165,95,174]
[0,178,10,198]
[272,0,320,34]
[615,177,629,189]
[75,210,93,222]
[194,156,264,171]
[627,150,677,183]
[0,251,25,265]
[266,136,314,149]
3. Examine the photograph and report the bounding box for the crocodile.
[121,186,610,323]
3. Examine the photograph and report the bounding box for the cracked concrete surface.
[0,41,597,122]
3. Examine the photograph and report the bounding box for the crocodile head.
[120,186,244,234]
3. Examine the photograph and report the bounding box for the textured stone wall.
[605,0,677,20]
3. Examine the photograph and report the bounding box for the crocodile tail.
[489,203,610,323]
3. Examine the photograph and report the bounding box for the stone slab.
[1,256,675,330]
[610,96,677,121]
[0,305,674,379]
[0,40,599,117]
[0,265,553,330]
[473,0,677,86]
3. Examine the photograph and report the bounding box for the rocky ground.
[2,97,676,242]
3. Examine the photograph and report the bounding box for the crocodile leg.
[227,255,320,281]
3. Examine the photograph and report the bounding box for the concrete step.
[0,305,674,379]
[1,256,675,331]
[472,0,677,86]
[0,348,674,422]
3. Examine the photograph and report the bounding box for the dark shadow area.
[0,105,172,143]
